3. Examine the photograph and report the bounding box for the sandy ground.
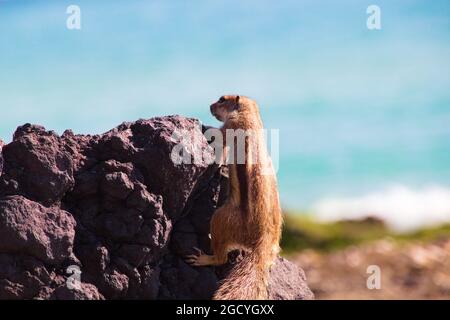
[292,237,450,300]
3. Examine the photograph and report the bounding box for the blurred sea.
[267,100,450,230]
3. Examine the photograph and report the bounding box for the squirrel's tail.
[213,247,269,300]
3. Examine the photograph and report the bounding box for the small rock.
[268,257,314,300]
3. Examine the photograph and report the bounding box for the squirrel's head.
[210,95,259,122]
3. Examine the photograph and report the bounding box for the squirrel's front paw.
[185,247,215,266]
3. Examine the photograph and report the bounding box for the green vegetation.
[281,212,450,254]
[396,224,450,242]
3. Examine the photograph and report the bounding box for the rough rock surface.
[0,116,313,300]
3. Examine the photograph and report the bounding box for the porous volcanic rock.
[0,116,313,300]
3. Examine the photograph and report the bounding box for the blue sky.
[1,0,450,209]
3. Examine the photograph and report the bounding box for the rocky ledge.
[0,116,313,300]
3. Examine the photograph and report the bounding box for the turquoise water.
[274,101,450,208]
[1,0,449,213]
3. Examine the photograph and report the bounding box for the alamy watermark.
[170,125,279,175]
[367,5,381,30]
[66,5,81,30]
[66,265,82,290]
[366,265,381,290]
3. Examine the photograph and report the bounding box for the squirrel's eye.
[218,97,225,103]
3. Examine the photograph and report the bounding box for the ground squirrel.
[186,95,283,300]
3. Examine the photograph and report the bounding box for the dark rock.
[0,195,76,264]
[122,117,213,220]
[0,253,55,299]
[268,257,314,300]
[0,116,313,300]
[50,283,104,300]
[0,124,75,206]
[171,222,199,257]
[100,172,134,200]
[76,244,110,274]
[139,265,160,299]
[98,267,129,299]
[117,244,152,267]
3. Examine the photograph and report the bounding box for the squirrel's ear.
[233,96,240,110]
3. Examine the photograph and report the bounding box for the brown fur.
[186,95,283,300]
